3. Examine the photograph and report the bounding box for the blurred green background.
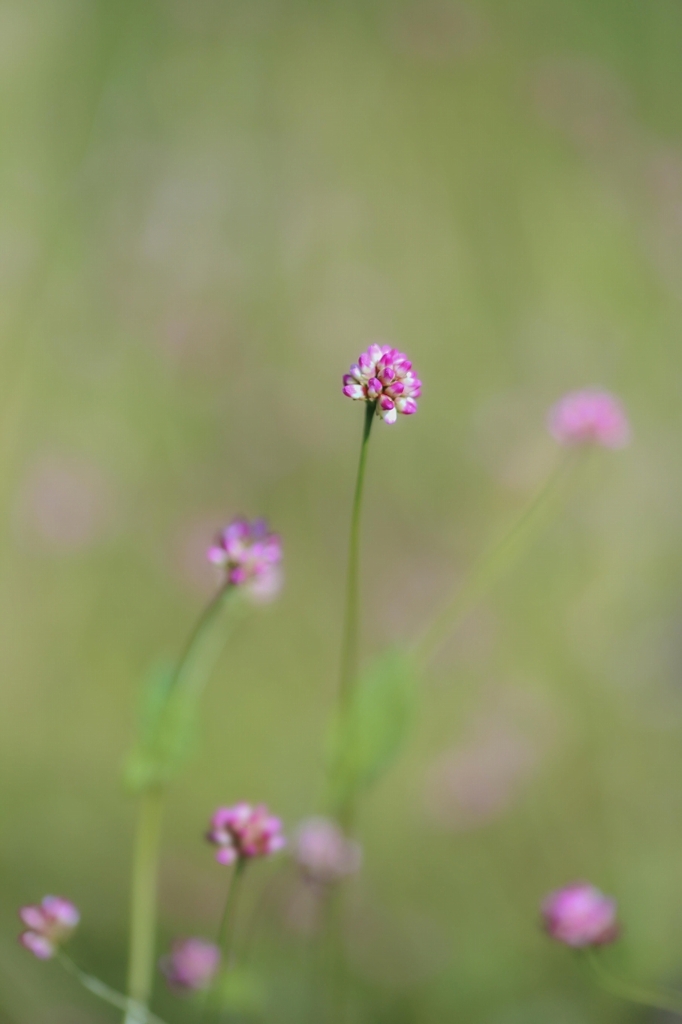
[1,0,682,1021]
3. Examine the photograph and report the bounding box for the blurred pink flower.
[18,896,79,959]
[542,883,619,947]
[295,817,362,884]
[207,517,282,600]
[548,389,630,448]
[343,343,421,424]
[160,938,220,992]
[207,802,286,865]
[16,455,113,550]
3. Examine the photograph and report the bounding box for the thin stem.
[200,860,247,1023]
[58,952,170,1024]
[584,947,682,1017]
[338,401,376,711]
[123,583,236,1024]
[124,787,165,1023]
[413,450,578,669]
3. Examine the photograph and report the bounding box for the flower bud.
[18,896,79,959]
[542,883,619,947]
[548,389,630,448]
[207,802,286,864]
[160,938,220,992]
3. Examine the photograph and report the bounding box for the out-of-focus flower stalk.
[199,861,247,1023]
[583,948,682,1016]
[58,952,170,1024]
[124,582,236,1024]
[413,450,578,669]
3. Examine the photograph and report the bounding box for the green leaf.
[122,661,198,793]
[327,648,416,808]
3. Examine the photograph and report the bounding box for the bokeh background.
[1,0,682,1021]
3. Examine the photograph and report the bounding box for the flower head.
[542,883,619,947]
[295,817,362,885]
[207,517,282,600]
[548,389,630,448]
[160,938,220,992]
[343,344,421,424]
[207,802,286,865]
[19,896,80,959]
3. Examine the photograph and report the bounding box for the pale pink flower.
[160,938,220,992]
[343,344,422,424]
[542,883,619,947]
[295,817,362,884]
[207,517,282,599]
[207,802,286,865]
[548,389,630,448]
[18,896,80,959]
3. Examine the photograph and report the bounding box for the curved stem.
[58,953,169,1024]
[338,401,376,712]
[584,948,682,1017]
[200,860,247,1023]
[413,450,578,669]
[124,583,235,1023]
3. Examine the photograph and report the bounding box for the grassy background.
[1,0,682,1020]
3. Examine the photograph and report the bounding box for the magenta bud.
[207,802,286,863]
[548,389,630,448]
[542,883,619,947]
[342,344,420,422]
[18,896,79,959]
[160,938,220,992]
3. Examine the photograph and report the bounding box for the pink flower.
[207,802,286,865]
[343,344,422,424]
[18,896,80,959]
[207,517,282,600]
[160,938,220,992]
[548,389,630,448]
[542,883,619,947]
[295,817,362,884]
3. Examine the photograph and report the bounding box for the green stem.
[413,450,578,669]
[584,948,682,1017]
[123,583,236,1023]
[124,787,165,1023]
[58,952,169,1024]
[201,860,247,1023]
[338,401,376,712]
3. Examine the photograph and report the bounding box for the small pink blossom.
[548,389,630,448]
[343,344,422,424]
[207,517,283,600]
[295,817,362,884]
[18,896,80,959]
[207,802,286,865]
[542,883,619,947]
[160,938,220,992]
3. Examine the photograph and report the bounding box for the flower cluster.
[542,883,619,947]
[19,896,80,959]
[295,817,362,885]
[207,802,286,865]
[160,938,220,992]
[548,389,630,448]
[343,344,421,424]
[208,517,282,601]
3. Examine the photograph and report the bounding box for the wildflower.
[19,896,80,959]
[207,517,282,600]
[160,938,220,992]
[343,344,422,424]
[295,817,362,884]
[207,802,286,865]
[542,883,619,947]
[548,389,630,448]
